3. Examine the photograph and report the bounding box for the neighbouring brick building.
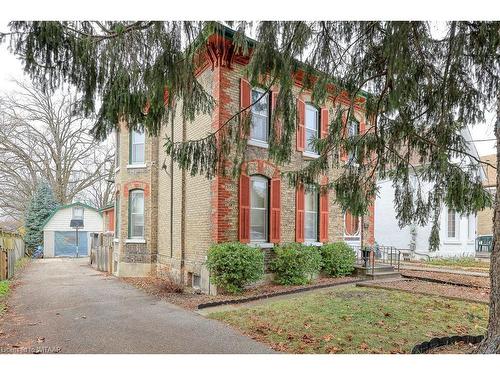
[109,25,374,294]
[477,154,497,236]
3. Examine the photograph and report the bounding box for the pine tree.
[2,21,499,352]
[24,182,58,253]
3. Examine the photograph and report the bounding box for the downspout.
[170,114,174,258]
[180,115,187,285]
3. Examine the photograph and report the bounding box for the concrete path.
[0,258,274,354]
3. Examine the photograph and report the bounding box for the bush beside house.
[321,242,356,277]
[270,243,323,285]
[206,242,264,293]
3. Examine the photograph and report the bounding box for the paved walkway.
[0,258,274,354]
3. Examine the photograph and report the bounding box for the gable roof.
[41,202,101,230]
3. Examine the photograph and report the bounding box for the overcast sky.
[0,26,496,157]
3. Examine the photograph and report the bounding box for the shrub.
[321,242,356,277]
[206,242,264,294]
[270,243,322,285]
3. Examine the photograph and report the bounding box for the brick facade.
[111,30,375,293]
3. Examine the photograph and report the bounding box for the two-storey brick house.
[111,26,374,294]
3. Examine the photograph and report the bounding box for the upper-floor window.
[250,88,269,144]
[304,188,319,242]
[130,129,145,165]
[72,206,84,220]
[115,129,120,168]
[250,175,268,242]
[305,104,319,154]
[347,119,360,163]
[129,190,144,238]
[446,207,458,240]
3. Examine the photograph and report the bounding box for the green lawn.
[0,280,10,317]
[209,286,487,353]
[424,257,490,269]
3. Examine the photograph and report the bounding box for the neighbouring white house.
[375,128,486,258]
[42,202,103,258]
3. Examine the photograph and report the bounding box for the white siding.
[375,179,476,258]
[43,230,55,257]
[44,206,103,232]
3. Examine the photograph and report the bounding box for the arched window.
[128,189,144,239]
[344,211,360,237]
[250,175,269,242]
[304,187,319,242]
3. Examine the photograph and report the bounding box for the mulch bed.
[426,341,478,354]
[401,270,490,289]
[122,276,360,310]
[361,279,489,304]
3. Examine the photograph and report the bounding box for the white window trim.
[127,163,147,169]
[247,138,269,149]
[445,207,460,241]
[130,130,145,165]
[249,175,269,243]
[125,239,146,244]
[304,188,319,243]
[72,207,84,220]
[249,87,269,145]
[249,242,274,249]
[304,241,323,247]
[305,104,319,154]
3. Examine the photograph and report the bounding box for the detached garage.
[42,202,103,258]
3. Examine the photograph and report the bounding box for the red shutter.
[240,78,251,137]
[296,98,305,151]
[295,183,305,242]
[319,176,329,243]
[269,175,281,243]
[239,172,250,243]
[320,107,329,139]
[272,90,282,141]
[359,120,366,134]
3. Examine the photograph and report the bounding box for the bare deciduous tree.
[0,81,113,220]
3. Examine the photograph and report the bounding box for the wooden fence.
[0,230,25,280]
[90,233,114,273]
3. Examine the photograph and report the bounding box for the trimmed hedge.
[321,242,356,277]
[206,242,264,294]
[270,243,322,285]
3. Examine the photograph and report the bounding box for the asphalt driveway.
[0,258,273,354]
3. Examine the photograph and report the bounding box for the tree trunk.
[476,95,500,353]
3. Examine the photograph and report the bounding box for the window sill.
[249,242,274,249]
[127,164,147,169]
[126,239,146,244]
[302,151,320,159]
[304,241,323,247]
[443,240,461,245]
[247,139,269,149]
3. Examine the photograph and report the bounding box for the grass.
[208,286,488,353]
[0,280,10,317]
[14,256,30,272]
[424,257,490,269]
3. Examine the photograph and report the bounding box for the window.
[250,175,268,242]
[304,188,319,242]
[115,129,120,168]
[72,206,84,220]
[347,119,360,163]
[344,211,360,237]
[447,208,458,239]
[250,88,269,143]
[114,195,120,239]
[129,190,144,238]
[130,129,145,165]
[468,215,475,241]
[305,104,319,153]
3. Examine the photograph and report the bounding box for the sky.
[0,25,496,157]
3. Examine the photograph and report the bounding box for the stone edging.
[411,335,484,354]
[197,279,359,310]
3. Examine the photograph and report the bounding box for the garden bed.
[122,275,360,310]
[361,279,489,304]
[401,269,490,289]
